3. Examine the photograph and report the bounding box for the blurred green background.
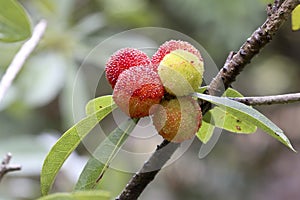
[0,0,300,199]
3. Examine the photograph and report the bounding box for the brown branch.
[0,153,21,182]
[116,0,299,199]
[230,92,300,106]
[208,0,299,96]
[116,140,179,200]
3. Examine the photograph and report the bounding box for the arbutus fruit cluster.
[105,40,204,143]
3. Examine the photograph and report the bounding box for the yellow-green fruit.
[152,96,202,143]
[158,49,204,96]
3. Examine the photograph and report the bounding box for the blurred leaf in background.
[0,0,31,42]
[291,5,300,31]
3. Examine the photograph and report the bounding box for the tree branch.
[117,0,299,199]
[208,0,299,96]
[116,140,179,200]
[0,153,21,182]
[0,19,47,103]
[230,92,300,106]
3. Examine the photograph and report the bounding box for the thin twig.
[230,92,300,106]
[117,1,299,199]
[0,153,21,182]
[0,19,47,103]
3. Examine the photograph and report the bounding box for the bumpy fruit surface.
[152,96,202,143]
[151,40,203,69]
[158,49,204,96]
[105,48,150,88]
[113,65,164,118]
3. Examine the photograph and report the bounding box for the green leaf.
[196,120,215,144]
[292,5,300,31]
[37,191,110,200]
[86,95,114,115]
[75,118,138,190]
[0,0,32,42]
[41,101,117,195]
[194,93,296,152]
[204,107,257,133]
[196,86,208,94]
[206,88,257,134]
[196,88,256,143]
[222,88,243,98]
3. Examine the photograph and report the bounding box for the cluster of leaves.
[195,88,295,150]
[40,88,295,199]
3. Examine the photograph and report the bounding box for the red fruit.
[105,48,151,88]
[152,96,202,143]
[151,40,203,70]
[113,65,164,118]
